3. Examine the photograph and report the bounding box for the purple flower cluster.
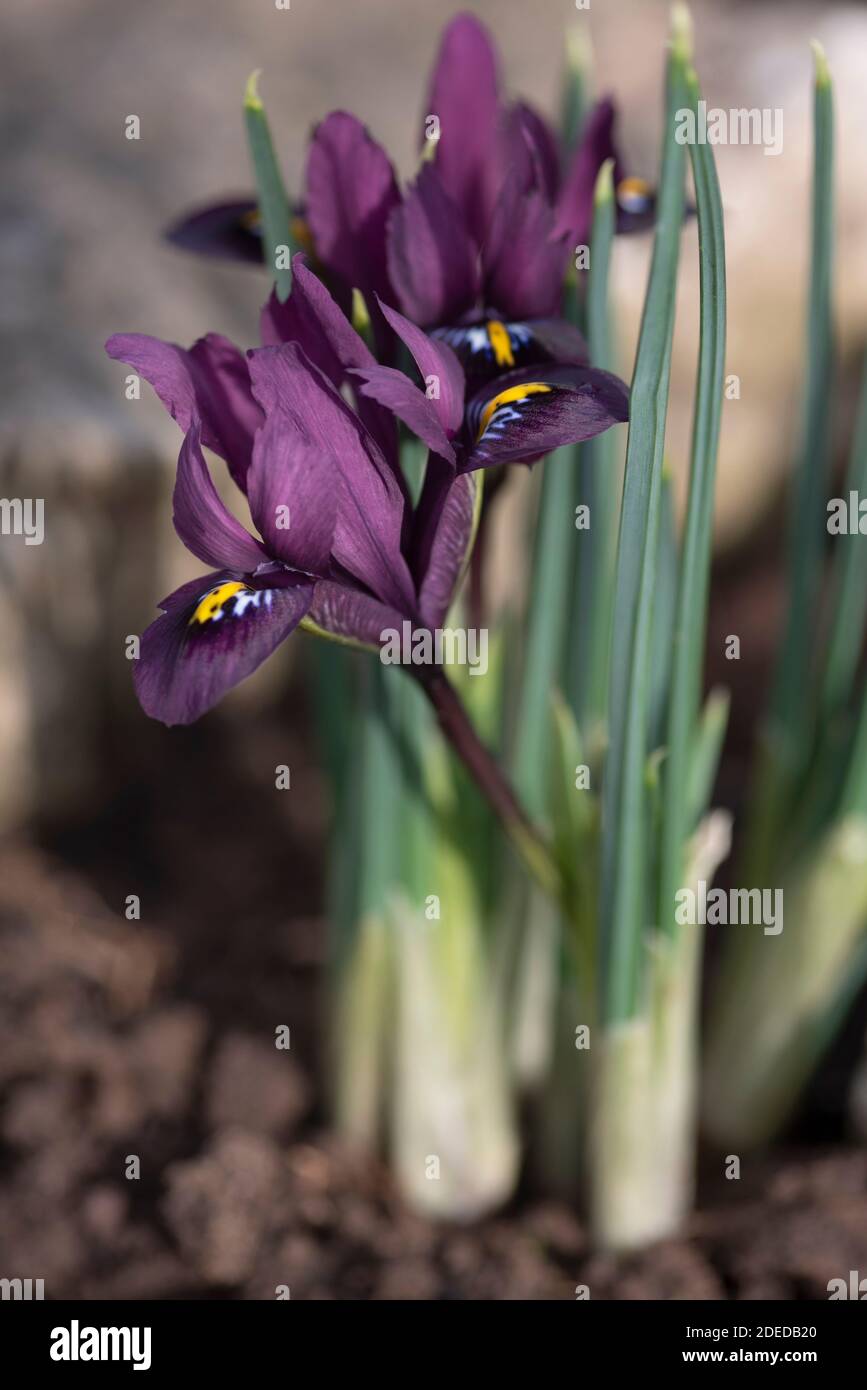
[107,15,641,726]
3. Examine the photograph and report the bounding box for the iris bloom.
[106,259,627,726]
[167,15,658,389]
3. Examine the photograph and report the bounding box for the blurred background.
[2,0,867,1299]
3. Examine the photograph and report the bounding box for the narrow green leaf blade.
[560,25,592,152]
[600,28,690,1023]
[820,352,867,720]
[566,158,619,741]
[748,45,834,874]
[657,63,727,938]
[244,70,294,302]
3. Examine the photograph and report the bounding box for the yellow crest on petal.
[190,581,247,626]
[476,383,552,440]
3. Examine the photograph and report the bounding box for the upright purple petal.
[418,472,479,630]
[106,332,261,492]
[387,165,481,327]
[554,97,623,248]
[173,424,268,572]
[305,111,399,299]
[465,364,629,470]
[165,198,262,264]
[134,570,314,726]
[247,429,338,576]
[248,344,415,613]
[261,256,397,468]
[376,298,465,436]
[425,13,502,242]
[483,177,567,321]
[505,102,561,202]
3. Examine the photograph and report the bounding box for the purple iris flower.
[165,15,658,391]
[555,96,660,250]
[105,258,627,726]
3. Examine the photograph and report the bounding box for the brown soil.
[2,792,866,1299]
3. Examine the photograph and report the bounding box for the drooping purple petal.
[173,423,268,572]
[165,198,262,264]
[376,298,464,436]
[505,102,561,202]
[418,471,479,630]
[134,570,314,726]
[350,364,457,465]
[261,255,397,468]
[246,427,338,576]
[248,344,415,613]
[306,578,404,651]
[554,96,623,248]
[465,364,629,471]
[105,332,261,492]
[387,165,481,327]
[483,174,567,321]
[425,13,502,243]
[305,111,399,300]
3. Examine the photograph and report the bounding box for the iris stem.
[414,665,564,908]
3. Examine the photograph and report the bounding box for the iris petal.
[173,423,268,573]
[165,199,263,264]
[483,175,566,321]
[424,13,501,243]
[433,317,587,392]
[465,365,629,471]
[418,471,480,630]
[387,164,481,328]
[248,343,415,613]
[106,332,261,493]
[134,570,314,726]
[305,110,399,301]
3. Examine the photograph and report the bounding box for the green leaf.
[560,24,593,152]
[566,158,620,742]
[548,692,598,987]
[820,351,867,721]
[748,44,834,874]
[648,466,679,750]
[687,688,730,826]
[244,70,295,302]
[600,32,690,1023]
[512,308,580,825]
[657,62,727,938]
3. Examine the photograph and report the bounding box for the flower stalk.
[415,664,564,908]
